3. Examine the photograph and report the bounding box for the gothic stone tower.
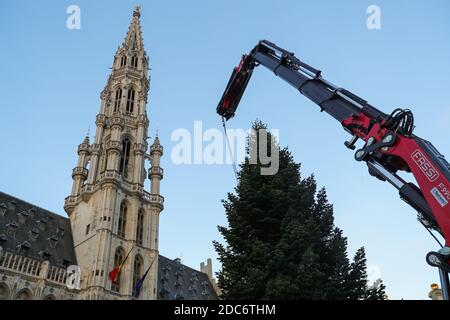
[63,7,164,300]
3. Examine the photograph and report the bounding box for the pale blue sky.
[1,1,450,299]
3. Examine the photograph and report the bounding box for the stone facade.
[63,6,162,300]
[0,7,218,301]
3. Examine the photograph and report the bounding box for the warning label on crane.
[431,187,448,207]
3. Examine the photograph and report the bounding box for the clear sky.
[1,0,450,300]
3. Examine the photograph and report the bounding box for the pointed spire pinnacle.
[150,129,163,156]
[122,6,144,52]
[83,127,90,144]
[133,5,141,18]
[153,129,160,145]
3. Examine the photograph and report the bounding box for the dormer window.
[56,227,65,237]
[17,211,29,224]
[28,207,36,217]
[47,216,55,225]
[6,222,19,237]
[29,228,39,241]
[48,236,59,249]
[17,241,31,253]
[37,219,47,231]
[9,200,17,210]
[0,203,7,216]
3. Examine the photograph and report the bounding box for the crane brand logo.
[411,150,439,182]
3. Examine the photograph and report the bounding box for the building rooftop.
[0,191,76,268]
[158,255,217,300]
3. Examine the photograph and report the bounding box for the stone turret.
[200,258,221,297]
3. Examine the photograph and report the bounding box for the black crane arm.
[217,40,388,126]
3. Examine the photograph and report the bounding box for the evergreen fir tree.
[214,120,386,300]
[366,279,387,300]
[346,247,370,299]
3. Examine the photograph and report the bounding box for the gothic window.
[131,56,138,68]
[15,288,32,300]
[126,88,135,114]
[111,248,124,292]
[132,255,143,297]
[119,139,131,178]
[136,209,144,245]
[113,88,122,112]
[118,202,127,238]
[120,55,127,67]
[0,284,10,300]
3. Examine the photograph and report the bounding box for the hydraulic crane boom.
[217,40,450,297]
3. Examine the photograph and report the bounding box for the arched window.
[111,248,124,292]
[120,55,127,67]
[113,88,122,112]
[0,284,10,300]
[132,255,143,297]
[15,288,32,300]
[118,202,127,238]
[126,88,135,114]
[136,209,144,245]
[43,295,56,300]
[119,139,131,178]
[131,56,138,68]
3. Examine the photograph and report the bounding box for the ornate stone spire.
[152,129,160,147]
[64,7,161,300]
[83,127,90,145]
[122,5,145,52]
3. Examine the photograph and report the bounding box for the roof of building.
[158,255,218,300]
[0,191,77,268]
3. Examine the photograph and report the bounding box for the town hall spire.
[64,8,163,300]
